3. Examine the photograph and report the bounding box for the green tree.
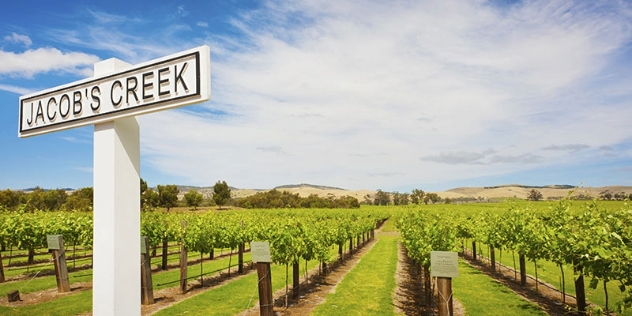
[140,178,148,194]
[411,189,425,204]
[157,184,179,211]
[63,187,93,211]
[24,187,46,211]
[213,181,231,209]
[527,189,543,201]
[184,189,204,210]
[0,189,23,210]
[373,189,391,206]
[599,190,613,200]
[423,192,440,204]
[142,189,160,210]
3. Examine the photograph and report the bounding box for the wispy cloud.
[256,146,286,155]
[0,83,33,95]
[542,144,590,152]
[4,32,32,46]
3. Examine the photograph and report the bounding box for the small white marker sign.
[431,251,458,278]
[47,235,61,250]
[19,45,210,137]
[250,241,271,263]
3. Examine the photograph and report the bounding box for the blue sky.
[1,0,632,192]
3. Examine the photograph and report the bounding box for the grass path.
[311,234,399,316]
[453,260,548,316]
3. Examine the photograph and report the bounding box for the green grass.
[0,268,93,297]
[453,260,547,316]
[154,258,322,316]
[473,245,631,315]
[0,249,251,296]
[312,235,399,316]
[153,252,252,290]
[0,289,93,316]
[380,218,398,232]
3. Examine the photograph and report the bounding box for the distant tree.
[157,184,179,211]
[43,189,67,211]
[24,187,46,211]
[142,189,160,209]
[140,178,148,194]
[410,189,425,204]
[393,192,402,206]
[423,192,441,204]
[213,181,231,209]
[444,197,452,204]
[362,194,373,205]
[614,191,627,201]
[527,189,543,201]
[0,189,23,210]
[63,187,93,211]
[599,190,613,201]
[234,190,359,209]
[373,189,391,206]
[400,193,410,205]
[184,189,204,210]
[393,192,409,205]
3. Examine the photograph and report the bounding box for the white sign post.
[18,46,210,315]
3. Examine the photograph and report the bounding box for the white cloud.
[4,32,32,46]
[0,47,100,78]
[137,0,632,189]
[24,1,632,190]
[197,21,209,28]
[0,83,33,95]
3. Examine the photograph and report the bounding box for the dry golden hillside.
[179,184,632,201]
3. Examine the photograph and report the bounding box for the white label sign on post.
[431,251,459,278]
[19,45,210,137]
[251,241,271,263]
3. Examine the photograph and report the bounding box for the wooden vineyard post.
[437,277,453,316]
[292,261,300,300]
[180,221,188,294]
[257,262,273,316]
[338,244,343,261]
[140,236,154,305]
[161,237,169,270]
[423,266,432,305]
[472,241,477,260]
[238,243,244,274]
[349,238,353,254]
[48,235,70,293]
[519,254,527,286]
[431,251,458,316]
[251,241,273,316]
[0,249,5,283]
[490,247,496,272]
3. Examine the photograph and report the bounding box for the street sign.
[19,45,210,137]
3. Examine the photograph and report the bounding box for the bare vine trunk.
[574,261,586,313]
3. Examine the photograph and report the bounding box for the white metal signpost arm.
[93,58,141,315]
